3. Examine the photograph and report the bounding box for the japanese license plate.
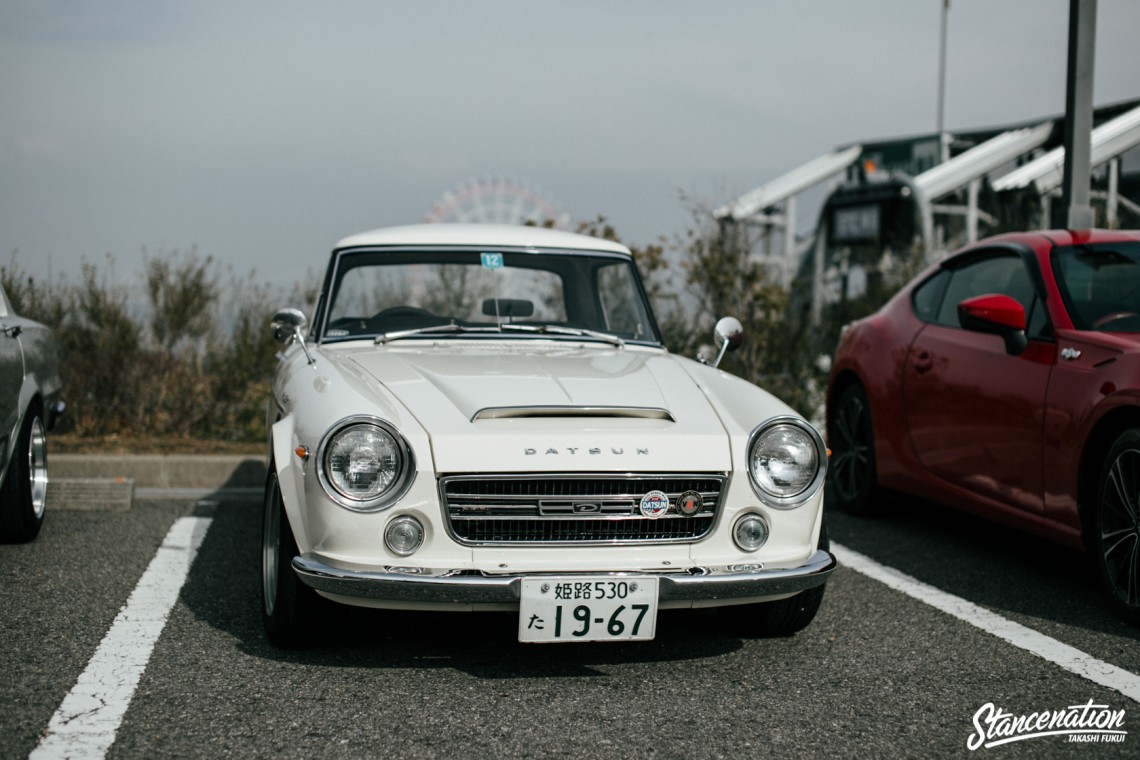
[518,576,658,643]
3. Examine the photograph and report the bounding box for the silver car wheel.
[262,475,281,618]
[28,415,48,521]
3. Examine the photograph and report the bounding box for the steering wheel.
[1092,311,1139,329]
[371,306,433,320]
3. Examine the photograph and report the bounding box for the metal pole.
[966,179,980,244]
[1107,157,1119,228]
[1061,0,1097,230]
[783,196,797,288]
[936,0,950,163]
[811,226,826,326]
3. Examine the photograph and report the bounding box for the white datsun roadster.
[264,224,834,646]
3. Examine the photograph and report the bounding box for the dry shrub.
[2,251,286,443]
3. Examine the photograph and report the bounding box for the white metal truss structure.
[714,146,862,285]
[993,104,1140,228]
[912,122,1054,257]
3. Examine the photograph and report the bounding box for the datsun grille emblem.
[639,490,670,519]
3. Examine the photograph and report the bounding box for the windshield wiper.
[375,324,498,344]
[374,322,625,347]
[499,323,625,348]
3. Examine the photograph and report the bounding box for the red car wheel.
[1095,428,1140,625]
[828,384,878,515]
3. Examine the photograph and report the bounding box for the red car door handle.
[913,351,933,373]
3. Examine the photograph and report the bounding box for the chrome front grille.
[439,474,727,545]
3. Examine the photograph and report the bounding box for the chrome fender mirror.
[711,316,743,369]
[271,308,314,364]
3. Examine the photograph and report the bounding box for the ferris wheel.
[424,177,571,228]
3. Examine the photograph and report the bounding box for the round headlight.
[747,418,826,506]
[318,417,414,510]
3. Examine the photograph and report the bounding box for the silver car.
[0,284,64,542]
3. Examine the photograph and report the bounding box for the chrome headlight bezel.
[316,415,416,512]
[746,416,827,508]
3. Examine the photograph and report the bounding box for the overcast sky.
[3,1,1139,289]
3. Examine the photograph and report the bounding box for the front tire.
[719,516,829,637]
[1094,428,1140,626]
[262,466,324,647]
[828,383,878,515]
[0,407,48,543]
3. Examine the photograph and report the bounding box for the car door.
[901,250,1054,515]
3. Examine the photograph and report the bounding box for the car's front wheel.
[262,466,324,647]
[0,406,48,543]
[718,518,829,637]
[828,383,878,515]
[1094,428,1140,626]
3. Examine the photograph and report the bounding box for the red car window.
[1052,243,1140,332]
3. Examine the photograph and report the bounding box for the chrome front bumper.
[292,549,836,606]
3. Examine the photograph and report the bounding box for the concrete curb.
[49,455,268,510]
[53,454,268,489]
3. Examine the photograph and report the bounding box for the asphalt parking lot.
[2,458,1138,759]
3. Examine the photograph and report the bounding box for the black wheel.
[262,466,324,647]
[828,383,878,515]
[0,406,48,543]
[1094,428,1140,626]
[719,516,829,637]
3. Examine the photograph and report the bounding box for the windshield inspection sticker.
[480,252,503,269]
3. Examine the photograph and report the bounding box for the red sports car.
[826,229,1140,624]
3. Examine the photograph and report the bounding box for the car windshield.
[1052,242,1140,332]
[319,248,661,345]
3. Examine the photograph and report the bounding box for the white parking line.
[30,516,213,760]
[832,542,1140,704]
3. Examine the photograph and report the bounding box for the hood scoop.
[471,406,675,423]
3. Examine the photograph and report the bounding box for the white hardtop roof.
[334,223,632,255]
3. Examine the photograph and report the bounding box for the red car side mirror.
[957,294,1029,356]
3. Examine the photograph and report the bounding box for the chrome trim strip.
[445,489,720,503]
[292,549,836,604]
[448,514,715,522]
[440,472,727,483]
[471,406,675,422]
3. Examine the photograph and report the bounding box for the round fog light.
[733,513,769,552]
[384,516,424,556]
